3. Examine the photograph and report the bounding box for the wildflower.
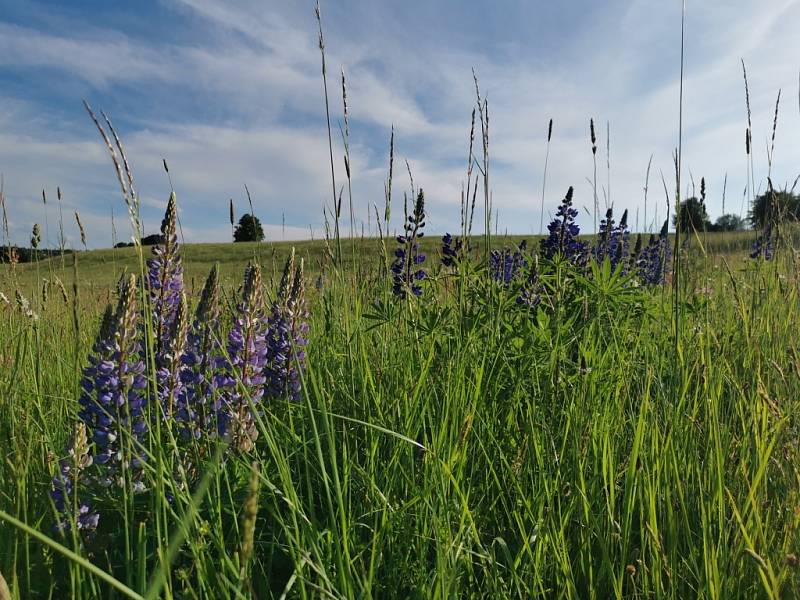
[147,194,188,419]
[631,233,643,264]
[177,264,222,440]
[750,222,774,260]
[264,251,308,402]
[216,263,267,452]
[391,190,427,298]
[441,233,465,268]
[637,220,671,285]
[147,193,184,357]
[50,422,98,533]
[77,275,148,485]
[540,187,588,262]
[593,208,630,272]
[157,293,189,418]
[489,241,528,286]
[517,261,543,309]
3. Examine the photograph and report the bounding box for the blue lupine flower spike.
[490,241,528,286]
[157,292,189,418]
[177,263,222,440]
[637,219,671,285]
[265,251,309,402]
[77,274,148,490]
[218,263,267,453]
[751,222,774,260]
[391,189,427,298]
[147,192,184,357]
[540,186,588,262]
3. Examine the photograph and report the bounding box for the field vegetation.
[2,6,800,600]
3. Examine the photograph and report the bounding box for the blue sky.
[1,0,799,248]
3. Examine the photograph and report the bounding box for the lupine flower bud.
[265,252,308,402]
[391,190,427,298]
[147,193,184,357]
[636,220,671,285]
[217,263,267,452]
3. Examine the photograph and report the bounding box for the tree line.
[674,189,799,233]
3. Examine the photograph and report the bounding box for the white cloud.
[2,0,800,251]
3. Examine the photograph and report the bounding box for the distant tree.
[673,197,711,233]
[749,190,800,229]
[234,214,265,242]
[113,234,163,249]
[713,214,744,232]
[141,234,164,246]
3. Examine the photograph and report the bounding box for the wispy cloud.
[1,0,799,248]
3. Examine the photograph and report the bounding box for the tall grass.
[2,218,800,597]
[1,5,800,598]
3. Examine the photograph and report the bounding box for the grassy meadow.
[1,6,798,596]
[1,221,800,598]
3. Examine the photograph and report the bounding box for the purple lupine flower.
[593,208,615,260]
[489,241,528,286]
[631,233,643,265]
[50,422,98,534]
[391,190,427,298]
[637,220,671,285]
[147,194,188,418]
[517,262,543,309]
[264,251,308,402]
[147,193,184,357]
[750,222,774,260]
[77,274,148,487]
[441,233,465,268]
[593,208,631,272]
[540,186,588,262]
[216,263,267,453]
[176,264,222,440]
[156,292,189,419]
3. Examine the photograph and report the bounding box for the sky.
[0,0,799,249]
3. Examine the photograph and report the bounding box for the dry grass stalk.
[74,211,87,250]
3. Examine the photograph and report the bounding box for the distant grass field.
[1,229,763,304]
